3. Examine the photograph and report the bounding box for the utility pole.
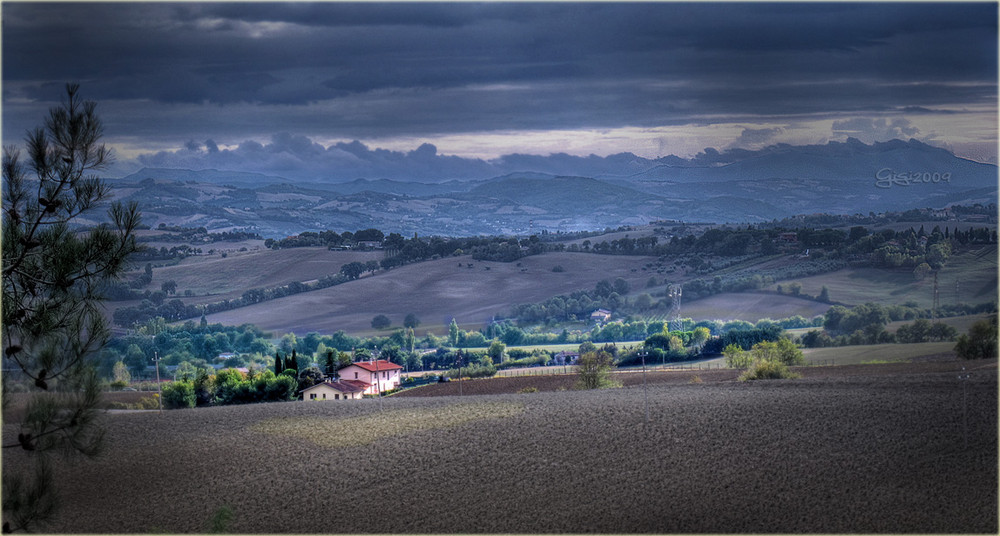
[959,367,971,451]
[932,271,941,317]
[373,346,383,412]
[151,352,162,413]
[456,350,463,396]
[638,349,649,426]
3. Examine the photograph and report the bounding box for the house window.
[310,393,316,400]
[322,393,326,399]
[335,394,339,400]
[354,372,358,379]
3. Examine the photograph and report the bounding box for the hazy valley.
[106,138,997,237]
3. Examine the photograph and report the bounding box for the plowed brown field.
[3,358,995,533]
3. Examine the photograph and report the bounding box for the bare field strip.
[143,247,384,303]
[6,360,995,533]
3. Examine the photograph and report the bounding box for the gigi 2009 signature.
[875,168,952,188]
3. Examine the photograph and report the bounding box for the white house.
[301,380,366,401]
[337,359,403,395]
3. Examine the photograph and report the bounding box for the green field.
[802,341,957,365]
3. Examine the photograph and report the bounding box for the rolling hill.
[200,251,660,335]
[127,239,995,337]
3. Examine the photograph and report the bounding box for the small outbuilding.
[302,380,367,401]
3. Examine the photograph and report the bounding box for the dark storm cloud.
[2,2,996,157]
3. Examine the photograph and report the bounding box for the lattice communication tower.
[667,284,683,332]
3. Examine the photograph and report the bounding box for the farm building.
[553,351,580,365]
[778,232,799,244]
[302,380,366,401]
[590,309,612,323]
[338,359,403,395]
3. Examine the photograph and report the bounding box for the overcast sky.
[2,1,997,180]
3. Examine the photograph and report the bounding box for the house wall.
[339,365,402,395]
[304,383,361,401]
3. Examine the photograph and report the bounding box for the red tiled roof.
[340,379,370,390]
[345,359,403,372]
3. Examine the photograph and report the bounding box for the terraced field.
[6,358,995,533]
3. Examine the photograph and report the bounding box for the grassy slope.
[679,292,830,322]
[885,313,994,334]
[774,245,997,308]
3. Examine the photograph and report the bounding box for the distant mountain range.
[109,138,996,237]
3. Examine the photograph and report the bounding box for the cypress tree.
[325,350,335,377]
[275,353,283,375]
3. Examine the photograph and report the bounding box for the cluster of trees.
[723,338,804,369]
[470,236,543,262]
[149,224,261,243]
[793,302,996,348]
[954,318,998,360]
[265,228,389,249]
[701,324,785,354]
[801,318,959,348]
[101,318,278,379]
[759,205,995,229]
[162,367,298,409]
[724,339,804,381]
[266,227,551,266]
[130,243,204,262]
[575,349,619,389]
